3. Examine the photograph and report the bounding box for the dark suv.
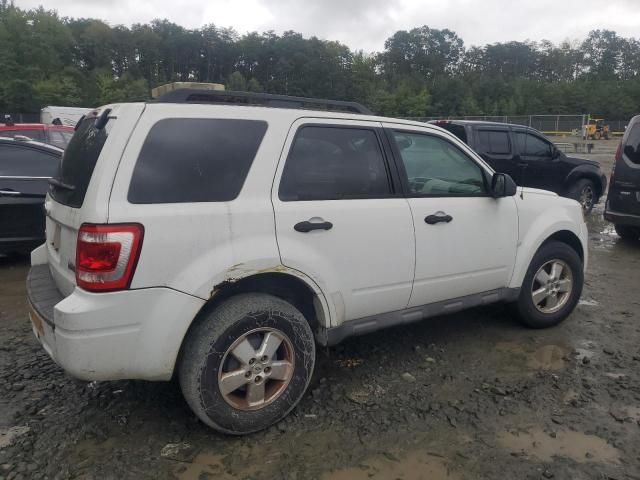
[0,137,62,254]
[605,115,640,240]
[432,120,607,212]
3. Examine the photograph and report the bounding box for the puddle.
[495,342,568,371]
[527,345,568,370]
[498,428,619,464]
[174,452,230,480]
[322,450,459,480]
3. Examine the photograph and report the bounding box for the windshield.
[49,116,113,208]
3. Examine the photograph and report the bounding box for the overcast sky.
[15,0,640,51]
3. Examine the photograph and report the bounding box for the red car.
[0,121,74,149]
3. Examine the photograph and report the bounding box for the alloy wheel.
[531,259,573,314]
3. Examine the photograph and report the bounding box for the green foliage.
[1,2,640,120]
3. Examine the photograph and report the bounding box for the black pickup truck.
[431,120,607,212]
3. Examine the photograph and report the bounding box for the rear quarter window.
[128,118,268,203]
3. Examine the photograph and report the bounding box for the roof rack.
[154,89,373,115]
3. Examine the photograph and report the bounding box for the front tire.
[615,224,640,241]
[567,178,597,213]
[179,293,316,435]
[516,241,583,329]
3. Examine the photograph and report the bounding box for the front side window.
[476,130,511,155]
[392,131,487,196]
[278,126,391,201]
[0,145,59,177]
[128,118,267,203]
[515,131,552,157]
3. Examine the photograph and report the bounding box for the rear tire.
[615,224,640,241]
[179,293,316,435]
[567,178,597,213]
[516,241,583,329]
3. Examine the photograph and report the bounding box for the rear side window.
[476,130,511,154]
[278,126,391,201]
[128,118,267,203]
[51,117,113,208]
[624,123,640,164]
[0,145,59,177]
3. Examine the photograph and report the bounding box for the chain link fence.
[405,114,629,135]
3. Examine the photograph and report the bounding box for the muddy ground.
[1,139,639,480]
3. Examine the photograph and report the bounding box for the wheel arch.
[509,220,586,290]
[173,269,331,377]
[565,167,604,198]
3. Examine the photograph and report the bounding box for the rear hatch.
[45,104,145,296]
[608,119,640,216]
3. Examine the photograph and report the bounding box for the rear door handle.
[0,189,22,196]
[294,220,333,233]
[517,162,528,168]
[425,212,453,225]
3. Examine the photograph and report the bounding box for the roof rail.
[154,89,373,115]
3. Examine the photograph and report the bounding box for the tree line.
[1,0,639,119]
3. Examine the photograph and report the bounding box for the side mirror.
[491,172,518,198]
[551,147,561,159]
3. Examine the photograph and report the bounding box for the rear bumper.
[604,207,640,227]
[27,265,205,381]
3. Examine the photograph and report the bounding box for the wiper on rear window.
[48,177,76,191]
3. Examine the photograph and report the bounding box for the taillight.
[76,223,144,292]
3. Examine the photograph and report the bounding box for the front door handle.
[425,212,453,225]
[517,162,528,168]
[0,189,22,196]
[294,220,333,233]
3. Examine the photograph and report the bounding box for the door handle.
[425,212,453,225]
[517,162,528,168]
[0,189,22,196]
[294,220,333,233]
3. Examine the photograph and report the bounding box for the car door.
[0,143,60,248]
[272,119,415,325]
[384,124,518,306]
[474,127,518,179]
[513,129,561,192]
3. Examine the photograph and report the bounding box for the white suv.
[27,90,588,435]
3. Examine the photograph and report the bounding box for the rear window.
[50,117,112,208]
[48,130,73,149]
[128,118,267,204]
[624,123,640,165]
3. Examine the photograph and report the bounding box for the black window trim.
[384,128,492,199]
[277,123,402,202]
